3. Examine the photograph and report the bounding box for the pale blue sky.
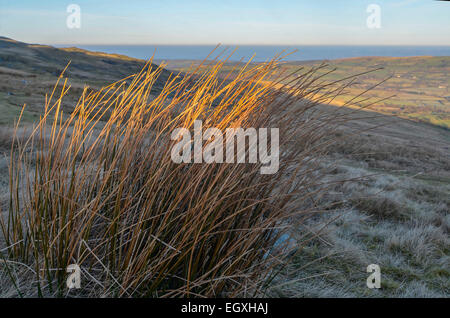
[0,0,449,45]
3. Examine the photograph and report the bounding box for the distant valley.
[159,56,450,129]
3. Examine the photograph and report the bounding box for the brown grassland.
[0,38,448,297]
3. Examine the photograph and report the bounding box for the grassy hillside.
[0,40,448,297]
[271,107,450,297]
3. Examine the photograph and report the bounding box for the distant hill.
[0,37,171,123]
[0,36,171,83]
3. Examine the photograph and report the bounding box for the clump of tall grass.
[1,54,362,297]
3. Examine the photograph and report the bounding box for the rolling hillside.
[0,36,171,124]
[0,39,448,297]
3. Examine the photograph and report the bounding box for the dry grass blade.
[1,53,363,297]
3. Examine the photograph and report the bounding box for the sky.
[0,0,449,46]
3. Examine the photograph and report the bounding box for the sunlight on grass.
[1,54,362,297]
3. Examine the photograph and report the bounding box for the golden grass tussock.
[1,52,364,297]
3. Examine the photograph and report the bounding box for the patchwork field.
[158,56,450,129]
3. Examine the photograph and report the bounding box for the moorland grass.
[1,54,364,297]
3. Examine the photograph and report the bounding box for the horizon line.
[52,43,450,47]
[3,36,448,47]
